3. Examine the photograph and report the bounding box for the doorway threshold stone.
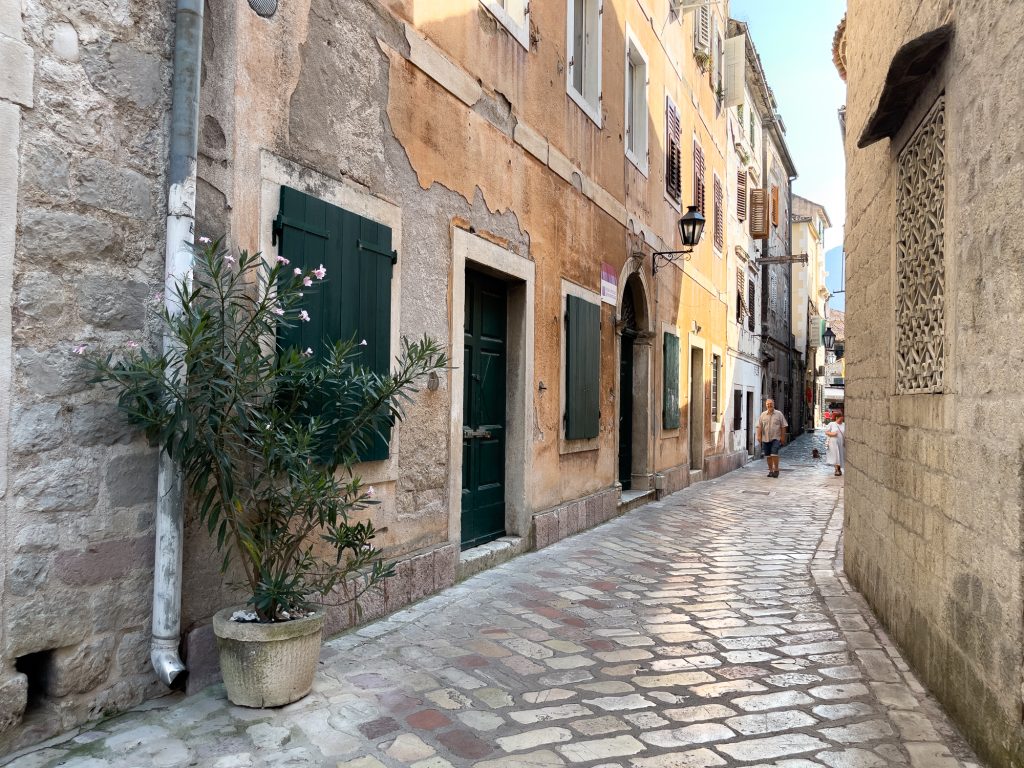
[617,489,655,515]
[458,537,529,581]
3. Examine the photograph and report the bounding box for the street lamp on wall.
[652,206,706,274]
[823,326,836,352]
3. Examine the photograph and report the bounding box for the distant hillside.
[825,245,845,310]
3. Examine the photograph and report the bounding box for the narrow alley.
[9,437,978,768]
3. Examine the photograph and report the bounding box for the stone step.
[457,536,528,581]
[617,488,656,515]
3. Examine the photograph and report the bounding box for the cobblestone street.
[9,434,979,768]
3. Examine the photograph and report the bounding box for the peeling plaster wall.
[391,0,733,486]
[843,2,1024,766]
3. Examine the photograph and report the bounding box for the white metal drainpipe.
[152,0,203,688]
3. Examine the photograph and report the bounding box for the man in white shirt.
[755,399,788,478]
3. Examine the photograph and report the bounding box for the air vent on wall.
[248,0,278,18]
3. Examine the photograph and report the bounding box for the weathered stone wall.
[1,0,174,751]
[843,2,1024,766]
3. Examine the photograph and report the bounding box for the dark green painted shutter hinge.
[358,239,398,265]
[272,213,330,247]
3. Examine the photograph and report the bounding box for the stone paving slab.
[4,434,982,768]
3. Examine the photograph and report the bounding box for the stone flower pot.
[212,606,325,708]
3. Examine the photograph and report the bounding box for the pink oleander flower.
[365,485,376,499]
[298,310,310,322]
[359,339,368,346]
[313,264,327,280]
[224,254,236,265]
[302,347,313,356]
[73,344,87,355]
[126,340,140,349]
[271,305,284,316]
[198,236,211,244]
[276,255,290,265]
[302,276,313,288]
[294,267,302,276]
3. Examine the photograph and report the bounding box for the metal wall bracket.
[652,248,695,274]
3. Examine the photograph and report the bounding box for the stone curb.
[813,487,981,768]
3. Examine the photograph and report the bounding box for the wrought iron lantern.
[653,206,706,273]
[823,326,836,352]
[678,205,706,248]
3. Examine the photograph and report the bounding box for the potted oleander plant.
[88,240,446,707]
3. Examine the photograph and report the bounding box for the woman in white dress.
[825,414,845,476]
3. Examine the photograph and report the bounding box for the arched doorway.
[617,270,652,491]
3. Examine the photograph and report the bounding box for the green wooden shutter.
[565,295,600,439]
[663,332,680,429]
[274,186,336,359]
[274,185,395,462]
[345,207,394,461]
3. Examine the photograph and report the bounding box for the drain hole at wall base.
[15,649,54,716]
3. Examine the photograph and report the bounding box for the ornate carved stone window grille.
[895,96,945,394]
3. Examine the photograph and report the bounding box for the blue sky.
[730,0,847,264]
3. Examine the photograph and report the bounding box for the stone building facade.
[791,195,830,428]
[841,2,1024,766]
[723,22,765,460]
[759,122,799,431]
[0,0,786,750]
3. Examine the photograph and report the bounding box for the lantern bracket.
[652,248,696,274]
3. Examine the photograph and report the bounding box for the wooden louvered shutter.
[747,278,756,331]
[663,332,680,429]
[736,268,745,323]
[666,100,682,202]
[771,184,780,227]
[736,169,747,221]
[693,142,706,215]
[275,185,395,463]
[565,294,601,440]
[713,175,724,250]
[694,5,711,50]
[749,187,768,238]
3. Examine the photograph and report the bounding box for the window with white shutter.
[567,0,602,125]
[625,33,649,173]
[736,169,747,221]
[694,4,711,52]
[479,0,529,49]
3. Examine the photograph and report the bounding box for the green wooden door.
[618,331,635,490]
[461,271,507,550]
